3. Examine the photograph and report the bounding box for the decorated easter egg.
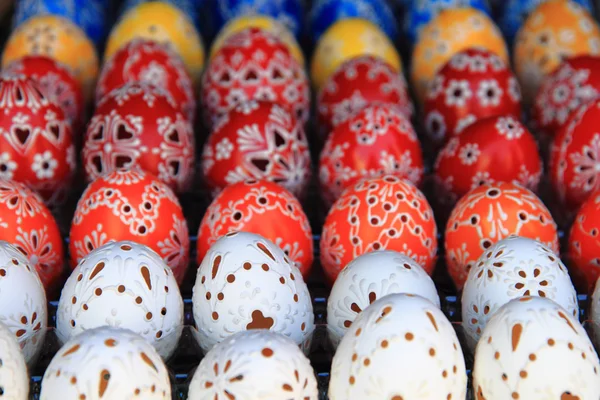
[568,192,600,292]
[0,321,29,400]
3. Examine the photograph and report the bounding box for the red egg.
[320,175,438,284]
[201,27,310,127]
[533,55,600,139]
[69,167,189,283]
[550,98,600,212]
[96,38,196,122]
[568,191,600,292]
[0,75,75,205]
[197,179,313,277]
[319,103,424,206]
[2,55,84,131]
[317,55,412,137]
[82,82,195,193]
[423,48,521,146]
[201,101,311,198]
[0,179,64,293]
[445,182,559,289]
[434,115,542,208]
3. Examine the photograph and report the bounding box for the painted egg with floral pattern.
[319,104,424,206]
[69,168,190,284]
[56,241,184,359]
[550,98,600,212]
[311,18,402,91]
[462,236,578,352]
[309,0,398,44]
[0,321,29,400]
[533,55,600,139]
[445,182,559,290]
[40,327,171,400]
[403,0,491,45]
[473,296,600,400]
[2,55,84,131]
[82,82,195,193]
[433,115,542,208]
[568,192,600,292]
[209,15,305,66]
[411,8,508,104]
[424,48,522,146]
[329,293,467,400]
[0,241,47,366]
[0,179,64,294]
[197,179,313,277]
[513,0,600,105]
[1,15,99,100]
[104,1,205,85]
[327,250,440,349]
[201,101,311,199]
[317,55,413,136]
[0,75,75,205]
[201,28,310,126]
[96,39,196,122]
[188,330,318,399]
[320,175,438,284]
[192,231,314,353]
[589,276,600,349]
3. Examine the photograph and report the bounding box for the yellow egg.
[411,7,508,105]
[211,15,304,66]
[1,15,99,101]
[514,0,600,105]
[310,18,402,91]
[104,1,205,84]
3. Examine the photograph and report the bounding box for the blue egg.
[499,0,594,45]
[201,0,304,41]
[118,0,203,30]
[402,0,491,45]
[13,0,111,47]
[309,0,398,43]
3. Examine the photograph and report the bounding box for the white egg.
[462,235,578,352]
[0,241,47,366]
[188,330,318,399]
[0,321,29,400]
[192,231,314,354]
[327,250,440,348]
[56,241,184,359]
[329,293,467,400]
[40,326,171,399]
[588,277,600,350]
[474,296,600,399]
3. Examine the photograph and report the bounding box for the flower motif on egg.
[474,296,600,400]
[56,241,183,359]
[201,101,311,199]
[188,330,318,399]
[317,55,413,136]
[192,232,314,354]
[327,250,440,349]
[320,175,438,283]
[462,236,578,352]
[69,168,189,284]
[0,321,28,400]
[319,104,423,206]
[197,179,313,277]
[0,241,47,366]
[445,182,559,289]
[41,327,172,400]
[0,75,75,205]
[424,48,522,146]
[97,39,196,122]
[201,27,310,126]
[82,82,195,193]
[329,294,467,400]
[568,192,600,292]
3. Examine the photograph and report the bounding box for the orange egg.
[568,191,600,292]
[445,182,559,289]
[320,175,438,284]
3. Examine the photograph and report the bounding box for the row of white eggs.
[0,232,599,398]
